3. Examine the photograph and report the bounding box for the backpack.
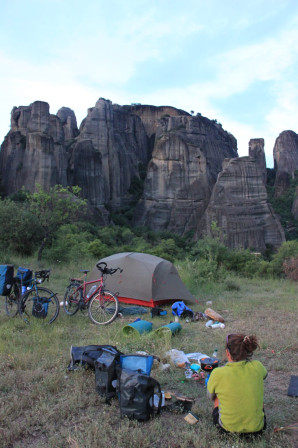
[0,265,14,296]
[118,367,162,422]
[95,346,122,401]
[16,267,33,287]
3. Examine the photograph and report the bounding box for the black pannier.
[118,367,162,422]
[95,346,122,401]
[68,345,121,371]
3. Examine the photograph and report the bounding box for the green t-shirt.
[207,360,267,433]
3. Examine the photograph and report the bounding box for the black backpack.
[118,367,162,422]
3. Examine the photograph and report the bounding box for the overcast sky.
[1,0,298,167]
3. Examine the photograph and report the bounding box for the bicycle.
[5,278,21,317]
[18,270,60,324]
[63,262,122,325]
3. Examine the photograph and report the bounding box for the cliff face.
[0,97,290,252]
[273,130,298,197]
[133,114,238,234]
[200,157,285,252]
[249,138,267,184]
[0,101,68,195]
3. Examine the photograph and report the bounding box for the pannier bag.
[32,297,51,318]
[95,346,122,401]
[119,354,155,376]
[68,345,121,371]
[0,265,14,296]
[16,267,33,287]
[118,367,162,422]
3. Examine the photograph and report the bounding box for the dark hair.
[226,334,259,361]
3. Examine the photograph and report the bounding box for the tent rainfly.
[89,252,197,307]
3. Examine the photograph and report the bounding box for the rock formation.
[249,138,267,184]
[199,157,285,252]
[0,97,290,252]
[292,187,298,220]
[68,98,150,211]
[0,101,68,195]
[273,130,298,196]
[133,114,238,234]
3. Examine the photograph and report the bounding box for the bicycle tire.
[88,290,119,325]
[5,281,21,317]
[63,282,82,316]
[19,287,59,324]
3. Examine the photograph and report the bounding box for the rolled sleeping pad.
[122,319,153,336]
[153,322,182,337]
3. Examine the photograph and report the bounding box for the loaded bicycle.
[63,262,122,325]
[18,269,60,324]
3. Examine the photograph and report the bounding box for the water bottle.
[212,348,218,358]
[185,369,193,379]
[86,285,97,299]
[205,319,214,328]
[210,323,225,329]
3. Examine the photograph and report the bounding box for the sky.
[1,0,298,168]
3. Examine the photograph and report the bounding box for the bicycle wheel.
[63,283,82,315]
[88,290,119,325]
[19,287,59,324]
[5,281,21,317]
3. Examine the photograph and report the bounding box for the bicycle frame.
[81,277,104,303]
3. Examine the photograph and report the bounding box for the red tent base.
[117,296,175,308]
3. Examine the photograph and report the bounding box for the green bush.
[87,239,110,259]
[0,199,42,255]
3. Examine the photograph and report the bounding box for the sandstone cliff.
[273,130,298,197]
[199,157,285,252]
[0,101,68,195]
[133,114,238,234]
[249,138,267,184]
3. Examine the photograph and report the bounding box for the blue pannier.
[0,265,14,296]
[16,267,33,287]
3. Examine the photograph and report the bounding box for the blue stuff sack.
[0,265,14,296]
[120,354,154,376]
[172,301,194,318]
[16,267,33,287]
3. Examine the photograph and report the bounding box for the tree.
[27,184,87,261]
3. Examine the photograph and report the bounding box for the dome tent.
[89,252,197,307]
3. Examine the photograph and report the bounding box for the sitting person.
[207,334,267,435]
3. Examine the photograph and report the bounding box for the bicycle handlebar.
[96,262,123,276]
[35,269,51,283]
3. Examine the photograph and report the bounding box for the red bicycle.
[63,262,122,325]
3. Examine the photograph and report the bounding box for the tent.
[89,252,197,307]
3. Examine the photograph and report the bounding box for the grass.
[0,260,297,448]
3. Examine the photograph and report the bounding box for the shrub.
[283,257,298,281]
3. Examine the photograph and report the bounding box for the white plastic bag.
[165,349,190,366]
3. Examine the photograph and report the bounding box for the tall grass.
[0,257,297,447]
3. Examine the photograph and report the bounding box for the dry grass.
[0,270,297,448]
